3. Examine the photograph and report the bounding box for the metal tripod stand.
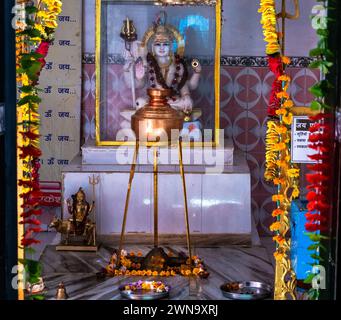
[118,138,192,268]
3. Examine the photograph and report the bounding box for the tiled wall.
[81,58,319,236]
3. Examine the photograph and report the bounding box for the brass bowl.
[131,88,184,142]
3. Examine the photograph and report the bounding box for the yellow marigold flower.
[287,168,299,178]
[292,186,300,198]
[276,91,289,99]
[272,194,284,203]
[282,113,293,125]
[270,221,281,231]
[131,270,137,276]
[166,271,170,277]
[44,19,58,29]
[282,56,291,65]
[266,45,281,55]
[272,208,284,217]
[171,270,176,276]
[34,24,47,38]
[185,270,192,276]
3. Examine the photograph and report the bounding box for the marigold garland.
[16,0,62,299]
[258,0,281,55]
[260,0,299,300]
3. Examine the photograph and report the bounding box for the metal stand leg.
[178,138,192,266]
[118,141,139,262]
[153,146,158,248]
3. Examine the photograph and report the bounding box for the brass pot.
[131,88,184,142]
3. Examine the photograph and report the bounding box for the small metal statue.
[55,282,68,300]
[49,187,96,246]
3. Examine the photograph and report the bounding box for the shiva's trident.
[276,0,300,55]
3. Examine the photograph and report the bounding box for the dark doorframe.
[1,0,19,300]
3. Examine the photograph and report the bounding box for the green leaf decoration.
[307,243,320,251]
[18,95,42,106]
[24,247,37,255]
[31,295,45,301]
[25,6,38,14]
[316,28,329,37]
[309,48,324,57]
[308,288,319,300]
[311,253,324,262]
[309,83,324,97]
[304,273,315,284]
[310,100,321,111]
[304,232,329,242]
[18,28,42,38]
[19,86,33,93]
[309,60,322,69]
[26,61,43,81]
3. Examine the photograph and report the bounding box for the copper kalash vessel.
[131,88,184,142]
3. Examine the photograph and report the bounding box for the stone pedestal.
[61,142,252,243]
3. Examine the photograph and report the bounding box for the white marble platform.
[61,150,251,238]
[81,139,234,166]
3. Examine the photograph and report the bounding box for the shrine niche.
[95,0,221,146]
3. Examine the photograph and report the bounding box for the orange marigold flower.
[272,194,284,203]
[192,268,200,275]
[273,178,284,185]
[278,75,291,82]
[283,100,294,108]
[137,251,143,257]
[152,271,158,276]
[272,208,284,217]
[273,235,286,245]
[275,108,287,116]
[282,56,291,65]
[185,270,192,276]
[273,142,286,151]
[276,91,289,99]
